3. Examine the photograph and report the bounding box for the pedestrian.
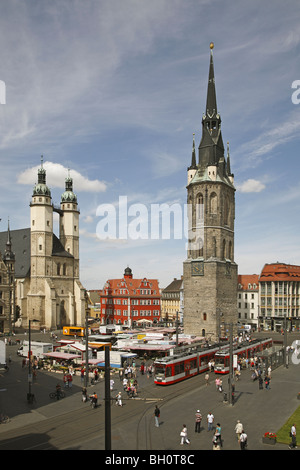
[82,387,87,403]
[180,424,190,445]
[258,375,263,390]
[289,423,297,449]
[153,405,160,427]
[110,379,115,391]
[239,430,248,450]
[235,420,243,441]
[215,377,220,391]
[205,372,210,386]
[123,377,128,390]
[195,410,202,433]
[207,412,214,431]
[115,392,123,407]
[63,373,69,388]
[67,373,73,388]
[215,423,222,447]
[264,375,270,390]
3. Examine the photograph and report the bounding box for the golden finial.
[210,42,214,50]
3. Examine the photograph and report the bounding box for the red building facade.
[99,267,161,327]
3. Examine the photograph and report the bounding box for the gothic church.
[0,159,86,331]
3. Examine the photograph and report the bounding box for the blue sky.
[1,0,300,289]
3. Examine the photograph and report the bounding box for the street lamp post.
[85,313,89,388]
[27,319,34,404]
[105,345,111,450]
[283,314,288,368]
[228,322,234,405]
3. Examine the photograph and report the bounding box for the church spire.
[33,156,51,197]
[198,43,224,170]
[189,133,197,170]
[206,42,217,117]
[4,218,15,262]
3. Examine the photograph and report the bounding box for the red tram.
[154,344,224,385]
[214,338,272,374]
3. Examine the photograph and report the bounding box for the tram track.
[0,372,209,450]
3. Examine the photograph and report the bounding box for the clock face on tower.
[191,261,204,276]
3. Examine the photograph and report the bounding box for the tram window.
[190,359,196,369]
[214,355,224,366]
[175,362,185,374]
[165,366,172,377]
[201,356,208,365]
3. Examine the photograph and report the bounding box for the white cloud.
[236,179,266,193]
[17,161,107,193]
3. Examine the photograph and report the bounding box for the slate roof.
[0,228,73,279]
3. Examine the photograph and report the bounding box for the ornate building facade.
[183,44,238,340]
[0,159,86,330]
[99,267,161,327]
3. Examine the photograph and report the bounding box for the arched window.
[210,192,217,214]
[224,195,230,225]
[228,241,232,260]
[57,263,61,276]
[196,193,204,220]
[222,240,226,260]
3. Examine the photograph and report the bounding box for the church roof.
[0,228,73,278]
[0,228,31,278]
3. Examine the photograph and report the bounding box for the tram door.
[184,361,191,377]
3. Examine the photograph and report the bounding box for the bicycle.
[49,390,65,400]
[0,414,10,424]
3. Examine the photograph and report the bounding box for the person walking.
[215,423,222,447]
[264,375,270,390]
[207,412,214,431]
[289,424,297,449]
[235,420,243,441]
[205,372,210,386]
[115,392,123,407]
[195,410,202,433]
[154,405,160,428]
[239,430,248,450]
[180,424,190,445]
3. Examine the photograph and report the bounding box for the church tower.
[59,171,80,279]
[30,156,53,283]
[183,44,238,341]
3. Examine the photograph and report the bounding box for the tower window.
[39,244,42,251]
